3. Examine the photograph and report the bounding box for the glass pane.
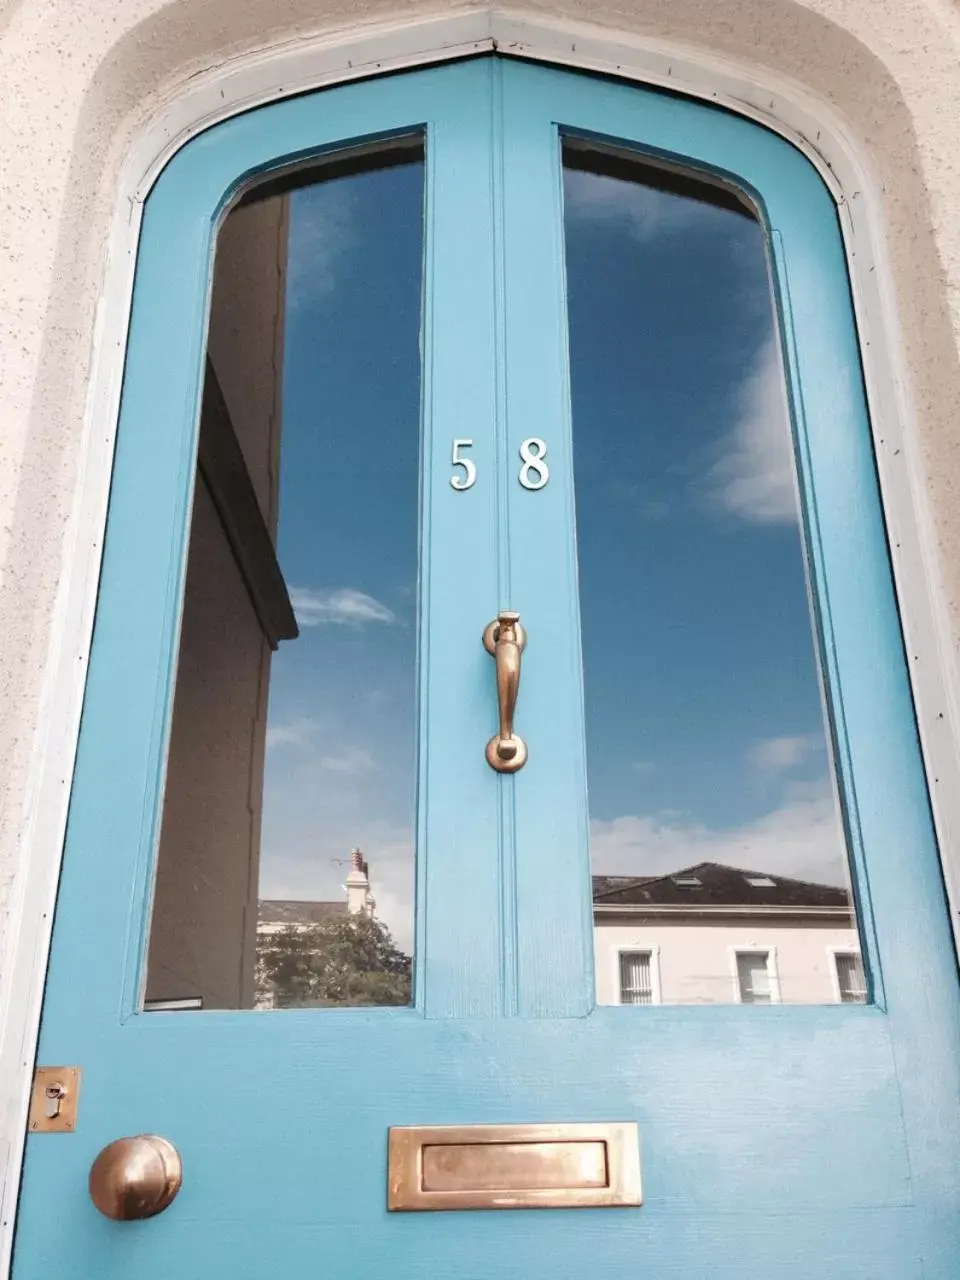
[562,141,865,1007]
[144,142,424,1011]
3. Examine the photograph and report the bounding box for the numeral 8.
[519,438,549,490]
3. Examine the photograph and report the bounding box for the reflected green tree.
[256,914,412,1008]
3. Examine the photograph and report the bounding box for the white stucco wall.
[3,0,960,1255]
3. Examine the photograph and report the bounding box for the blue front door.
[14,56,960,1278]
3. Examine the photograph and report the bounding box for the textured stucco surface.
[2,0,960,983]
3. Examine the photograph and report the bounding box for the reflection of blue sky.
[563,165,846,888]
[259,161,422,950]
[259,151,849,954]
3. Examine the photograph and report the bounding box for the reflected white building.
[261,854,866,1008]
[593,862,865,1006]
[258,847,375,940]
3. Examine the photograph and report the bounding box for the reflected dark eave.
[591,862,849,909]
[562,136,757,222]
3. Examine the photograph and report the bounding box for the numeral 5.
[450,438,476,490]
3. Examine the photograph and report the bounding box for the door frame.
[3,12,959,1273]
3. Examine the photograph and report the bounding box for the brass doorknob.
[88,1135,182,1220]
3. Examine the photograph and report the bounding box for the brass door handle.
[89,1135,182,1220]
[482,611,527,772]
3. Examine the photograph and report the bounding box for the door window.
[561,143,861,1005]
[145,145,424,1012]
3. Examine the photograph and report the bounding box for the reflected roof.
[258,899,347,925]
[592,862,849,908]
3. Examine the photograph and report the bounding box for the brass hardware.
[388,1122,641,1211]
[28,1066,81,1133]
[88,1135,183,1221]
[482,611,528,773]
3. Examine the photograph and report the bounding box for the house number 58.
[449,437,550,490]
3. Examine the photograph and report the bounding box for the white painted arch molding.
[3,5,960,1277]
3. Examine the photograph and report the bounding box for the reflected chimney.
[345,848,375,917]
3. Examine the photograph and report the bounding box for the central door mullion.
[498,61,595,1018]
[418,60,512,1018]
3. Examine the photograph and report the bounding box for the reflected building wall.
[145,192,289,1010]
[593,863,861,1005]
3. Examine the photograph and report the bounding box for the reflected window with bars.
[736,952,774,1004]
[618,951,654,1005]
[834,952,867,1003]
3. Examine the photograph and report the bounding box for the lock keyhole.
[29,1065,80,1131]
[43,1083,65,1120]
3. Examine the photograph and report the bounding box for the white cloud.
[747,734,819,779]
[285,187,357,309]
[563,167,716,242]
[290,587,396,628]
[315,747,378,776]
[590,783,847,887]
[265,723,379,771]
[706,338,799,524]
[265,716,320,751]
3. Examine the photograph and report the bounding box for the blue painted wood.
[14,56,960,1280]
[501,57,960,1250]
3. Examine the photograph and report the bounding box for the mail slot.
[387,1122,641,1211]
